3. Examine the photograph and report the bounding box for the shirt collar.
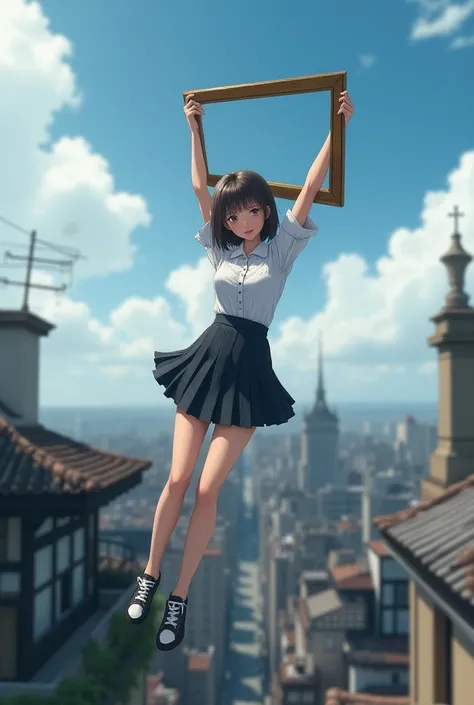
[229,240,269,260]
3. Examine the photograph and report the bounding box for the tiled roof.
[187,653,210,671]
[374,473,474,606]
[331,563,373,590]
[335,518,362,533]
[325,690,409,705]
[0,417,151,495]
[367,540,390,557]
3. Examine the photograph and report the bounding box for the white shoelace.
[135,576,155,604]
[164,600,185,628]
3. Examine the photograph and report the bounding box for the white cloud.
[409,0,474,40]
[2,0,474,407]
[34,148,473,405]
[358,53,377,70]
[0,0,150,293]
[268,149,474,399]
[450,32,474,45]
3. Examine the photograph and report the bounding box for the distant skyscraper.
[298,336,339,495]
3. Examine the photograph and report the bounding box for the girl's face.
[223,202,270,241]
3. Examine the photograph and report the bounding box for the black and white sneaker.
[156,594,188,651]
[126,572,161,624]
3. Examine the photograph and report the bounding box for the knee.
[195,483,219,506]
[167,472,191,496]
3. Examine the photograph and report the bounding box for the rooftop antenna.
[0,215,86,312]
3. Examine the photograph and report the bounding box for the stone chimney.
[423,206,474,500]
[0,310,54,425]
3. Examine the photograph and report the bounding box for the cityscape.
[1,214,473,704]
[1,1,474,705]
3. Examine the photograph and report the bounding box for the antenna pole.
[22,230,37,312]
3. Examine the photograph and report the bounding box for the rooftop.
[302,588,342,621]
[331,563,373,591]
[301,569,329,582]
[374,473,474,607]
[325,690,409,705]
[0,417,151,501]
[345,635,409,667]
[367,540,390,558]
[187,653,211,671]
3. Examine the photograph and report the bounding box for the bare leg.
[144,408,210,579]
[172,423,256,599]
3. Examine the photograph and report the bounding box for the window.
[395,582,409,607]
[3,519,21,561]
[395,609,409,634]
[73,563,85,606]
[34,585,52,641]
[35,518,53,538]
[287,693,301,704]
[382,610,394,634]
[73,529,85,562]
[59,571,72,614]
[392,672,400,685]
[34,545,53,589]
[382,583,394,606]
[57,536,70,573]
[0,572,20,595]
[302,694,314,704]
[57,517,70,528]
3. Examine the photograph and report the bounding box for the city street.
[221,458,265,705]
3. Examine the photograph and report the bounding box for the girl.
[127,90,354,650]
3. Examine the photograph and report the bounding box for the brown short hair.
[210,170,279,250]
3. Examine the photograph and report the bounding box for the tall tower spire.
[441,206,471,310]
[299,330,340,495]
[316,332,326,404]
[423,204,474,500]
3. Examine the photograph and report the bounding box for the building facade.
[374,209,474,705]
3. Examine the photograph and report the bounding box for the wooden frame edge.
[183,71,346,207]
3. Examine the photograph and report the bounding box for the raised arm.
[292,91,354,227]
[184,94,212,223]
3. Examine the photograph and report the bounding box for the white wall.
[0,327,40,423]
[368,549,381,600]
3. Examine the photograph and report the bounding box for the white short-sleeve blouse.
[194,209,318,328]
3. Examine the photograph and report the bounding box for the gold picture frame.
[183,71,347,207]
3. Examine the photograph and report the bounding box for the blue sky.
[1,0,474,407]
[40,0,471,322]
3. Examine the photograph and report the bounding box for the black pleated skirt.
[152,313,295,428]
